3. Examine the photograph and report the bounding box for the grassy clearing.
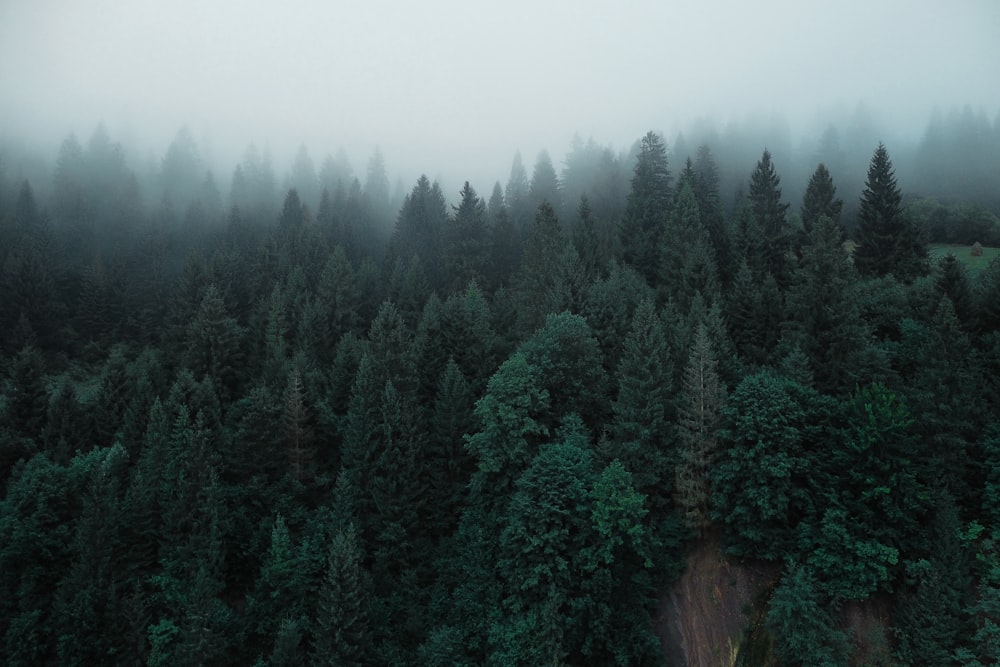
[928,243,1000,277]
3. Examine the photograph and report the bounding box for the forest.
[2,106,1000,666]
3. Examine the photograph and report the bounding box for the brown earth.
[656,537,895,666]
[656,536,779,667]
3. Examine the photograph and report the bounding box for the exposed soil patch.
[657,536,778,666]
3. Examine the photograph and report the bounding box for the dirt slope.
[656,537,778,666]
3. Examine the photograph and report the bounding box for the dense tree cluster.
[1,118,999,665]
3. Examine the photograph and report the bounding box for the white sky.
[2,0,998,193]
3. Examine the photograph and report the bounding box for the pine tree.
[693,144,735,284]
[936,252,975,330]
[766,562,847,666]
[311,527,371,667]
[528,149,561,214]
[184,283,245,402]
[283,368,315,482]
[427,359,476,537]
[505,151,532,241]
[466,352,550,517]
[571,196,606,281]
[609,299,674,514]
[894,493,972,665]
[494,429,595,664]
[269,617,305,667]
[854,142,927,280]
[7,345,48,445]
[391,176,447,285]
[620,131,671,283]
[489,184,521,289]
[800,163,844,235]
[748,149,791,284]
[659,181,711,306]
[674,323,724,530]
[784,216,870,393]
[442,181,490,292]
[246,514,302,658]
[513,201,566,335]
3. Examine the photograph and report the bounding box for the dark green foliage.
[621,131,671,283]
[765,562,848,666]
[517,312,608,435]
[2,119,999,666]
[442,181,491,292]
[528,149,561,214]
[391,175,447,286]
[466,352,550,515]
[692,145,734,284]
[427,359,475,536]
[246,514,302,658]
[582,261,654,375]
[674,323,724,530]
[42,378,88,464]
[53,444,129,665]
[6,345,47,445]
[894,493,972,665]
[312,527,371,666]
[829,384,925,581]
[514,201,566,335]
[184,283,246,401]
[748,149,791,283]
[800,162,844,235]
[726,261,782,365]
[659,181,718,308]
[608,299,674,514]
[710,372,835,560]
[936,252,975,329]
[571,196,606,280]
[783,215,870,393]
[854,143,928,281]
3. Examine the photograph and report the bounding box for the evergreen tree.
[283,368,315,482]
[391,176,447,285]
[426,359,476,537]
[748,149,791,284]
[489,184,521,289]
[936,252,975,330]
[504,150,532,240]
[528,149,561,213]
[513,201,566,335]
[895,493,972,665]
[783,216,870,393]
[571,196,606,281]
[6,345,48,446]
[517,312,608,435]
[710,372,835,560]
[854,143,928,280]
[659,181,712,307]
[800,163,844,236]
[693,144,734,284]
[608,299,674,515]
[312,527,371,667]
[442,181,490,292]
[493,429,595,664]
[620,131,671,284]
[184,283,245,402]
[674,323,724,531]
[765,562,847,667]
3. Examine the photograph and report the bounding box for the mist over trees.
[1,103,1000,664]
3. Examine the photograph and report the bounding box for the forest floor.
[656,535,779,667]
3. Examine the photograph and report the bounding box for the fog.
[2,0,999,200]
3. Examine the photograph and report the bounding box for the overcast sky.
[2,0,998,193]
